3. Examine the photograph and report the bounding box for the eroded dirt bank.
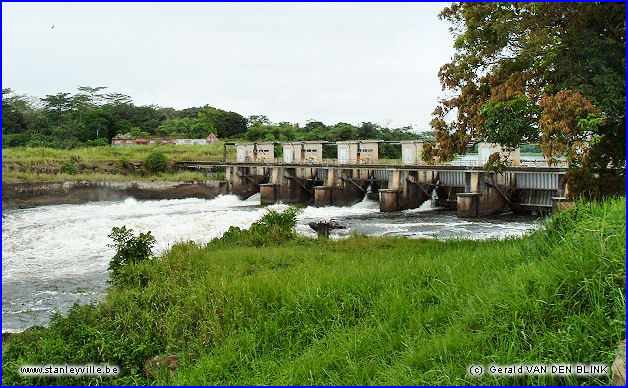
[2,180,229,208]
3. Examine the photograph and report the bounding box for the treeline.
[2,87,430,150]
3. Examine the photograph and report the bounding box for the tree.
[77,86,107,106]
[358,122,379,139]
[428,2,625,183]
[104,92,132,106]
[2,89,30,136]
[41,92,73,124]
[247,115,270,127]
[211,110,247,138]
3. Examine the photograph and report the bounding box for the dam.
[176,140,571,217]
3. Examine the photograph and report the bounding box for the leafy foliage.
[428,2,625,191]
[143,151,168,173]
[2,87,430,150]
[479,94,539,149]
[108,226,156,284]
[213,207,301,247]
[59,160,79,175]
[483,152,510,174]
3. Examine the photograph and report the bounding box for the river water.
[2,194,541,332]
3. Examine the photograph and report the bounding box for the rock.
[143,355,179,379]
[612,339,626,386]
[308,219,346,238]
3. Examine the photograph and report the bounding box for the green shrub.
[213,207,300,247]
[108,226,156,284]
[143,151,168,173]
[60,160,79,175]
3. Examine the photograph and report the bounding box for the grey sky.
[2,2,455,130]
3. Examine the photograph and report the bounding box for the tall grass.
[2,199,625,385]
[2,144,232,164]
[2,144,230,182]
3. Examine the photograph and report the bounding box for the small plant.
[108,226,156,284]
[60,160,79,175]
[144,151,168,173]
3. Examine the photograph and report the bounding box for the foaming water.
[2,194,540,332]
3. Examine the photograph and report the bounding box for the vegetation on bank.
[1,144,229,183]
[2,144,228,164]
[2,198,625,385]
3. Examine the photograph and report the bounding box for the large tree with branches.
[426,2,625,197]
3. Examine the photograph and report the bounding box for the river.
[2,194,541,333]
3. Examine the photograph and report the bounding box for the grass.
[1,198,625,385]
[2,144,231,164]
[2,144,231,183]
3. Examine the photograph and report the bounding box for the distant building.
[400,140,425,165]
[235,142,275,163]
[336,140,381,164]
[111,133,219,147]
[282,141,324,163]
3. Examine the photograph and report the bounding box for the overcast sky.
[2,2,455,130]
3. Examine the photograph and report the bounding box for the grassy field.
[2,144,231,164]
[2,145,231,183]
[1,199,625,386]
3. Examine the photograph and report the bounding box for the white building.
[400,140,425,165]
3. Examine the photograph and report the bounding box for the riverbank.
[2,144,229,184]
[2,180,229,208]
[2,198,625,385]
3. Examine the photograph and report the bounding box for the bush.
[213,207,300,247]
[60,160,79,175]
[108,226,156,284]
[143,151,168,173]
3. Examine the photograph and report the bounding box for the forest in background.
[1,87,431,152]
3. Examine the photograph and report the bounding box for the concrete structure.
[336,140,381,164]
[477,142,521,166]
[236,143,255,163]
[236,142,275,163]
[302,141,324,163]
[254,142,275,162]
[112,134,218,147]
[282,141,324,164]
[401,140,425,165]
[177,160,577,218]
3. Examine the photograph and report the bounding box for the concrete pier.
[456,171,515,217]
[378,170,436,212]
[314,168,370,207]
[225,165,268,199]
[260,166,319,204]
